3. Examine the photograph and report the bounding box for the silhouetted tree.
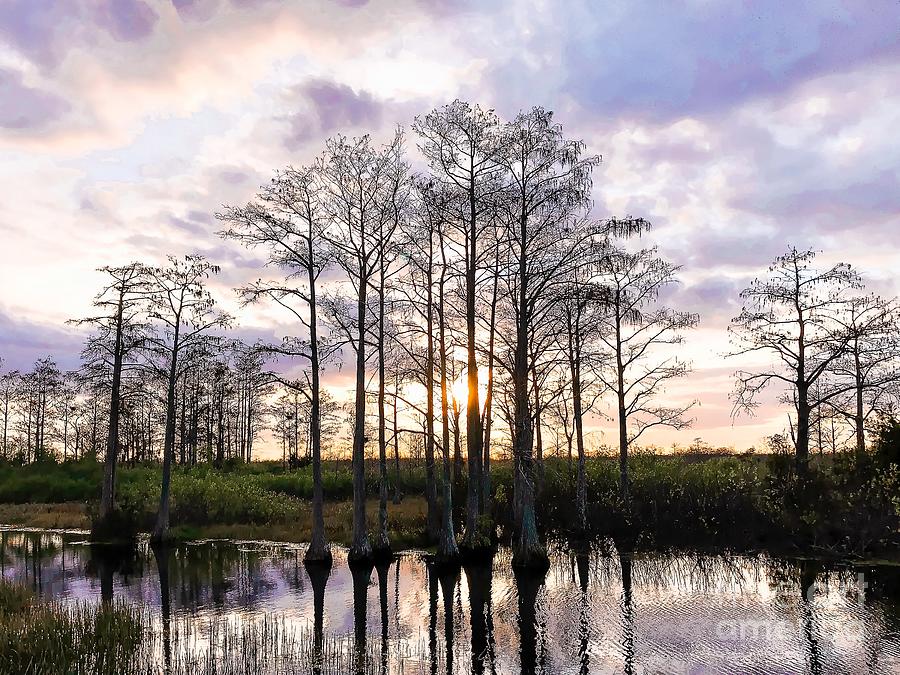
[145,255,230,542]
[73,262,149,533]
[218,163,333,563]
[594,246,698,501]
[731,248,860,468]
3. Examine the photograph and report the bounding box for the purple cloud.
[489,1,900,122]
[282,79,383,150]
[91,0,158,41]
[0,0,158,71]
[172,0,220,22]
[0,310,84,371]
[0,68,69,129]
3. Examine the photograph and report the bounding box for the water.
[2,527,899,674]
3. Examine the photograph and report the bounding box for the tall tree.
[825,294,900,454]
[730,248,860,469]
[415,101,505,553]
[73,263,149,534]
[395,178,444,540]
[594,246,698,501]
[553,252,609,532]
[495,107,602,567]
[218,166,333,563]
[320,132,403,563]
[145,255,230,542]
[0,363,18,460]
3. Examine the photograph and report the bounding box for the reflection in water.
[575,547,589,675]
[153,543,173,675]
[376,561,390,675]
[439,567,459,675]
[1,528,899,674]
[304,559,330,675]
[350,561,372,675]
[619,552,635,675]
[466,560,493,674]
[515,567,543,675]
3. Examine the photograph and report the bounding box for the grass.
[0,580,146,675]
[0,578,451,675]
[1,447,898,555]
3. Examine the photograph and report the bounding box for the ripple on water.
[0,529,899,674]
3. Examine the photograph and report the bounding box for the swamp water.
[1,527,899,674]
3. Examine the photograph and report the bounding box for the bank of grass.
[0,580,146,675]
[1,446,898,555]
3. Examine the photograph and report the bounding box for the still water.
[1,527,899,674]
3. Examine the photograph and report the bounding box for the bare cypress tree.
[594,246,698,502]
[0,363,19,461]
[145,255,230,542]
[553,250,610,533]
[495,107,602,568]
[320,132,404,563]
[435,197,460,562]
[72,263,149,536]
[371,134,410,558]
[394,178,447,541]
[218,164,333,564]
[414,102,505,553]
[825,294,900,454]
[730,248,860,469]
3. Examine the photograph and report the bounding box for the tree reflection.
[350,561,373,675]
[304,558,330,675]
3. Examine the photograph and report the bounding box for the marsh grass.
[0,579,456,675]
[1,450,898,554]
[0,581,147,675]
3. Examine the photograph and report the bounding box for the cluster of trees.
[730,247,900,466]
[0,101,699,569]
[215,102,699,568]
[11,101,896,569]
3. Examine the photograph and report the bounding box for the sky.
[1,0,899,453]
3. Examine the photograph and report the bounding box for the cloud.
[0,0,158,70]
[0,68,70,130]
[556,1,900,122]
[0,309,84,371]
[280,79,385,150]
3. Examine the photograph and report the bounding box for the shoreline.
[3,502,899,567]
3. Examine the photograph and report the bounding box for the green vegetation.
[1,426,899,556]
[0,579,446,675]
[0,581,146,675]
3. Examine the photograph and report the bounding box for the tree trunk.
[349,264,372,563]
[374,257,391,557]
[569,331,587,534]
[423,266,438,535]
[615,309,630,504]
[462,174,484,552]
[152,339,179,543]
[97,290,125,528]
[392,371,402,505]
[855,350,865,456]
[481,256,499,521]
[305,254,330,564]
[436,243,458,563]
[511,229,546,570]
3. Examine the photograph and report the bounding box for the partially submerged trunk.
[461,173,485,553]
[305,254,331,565]
[96,289,125,536]
[152,331,180,543]
[436,243,458,563]
[511,230,547,570]
[374,258,391,558]
[349,264,372,564]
